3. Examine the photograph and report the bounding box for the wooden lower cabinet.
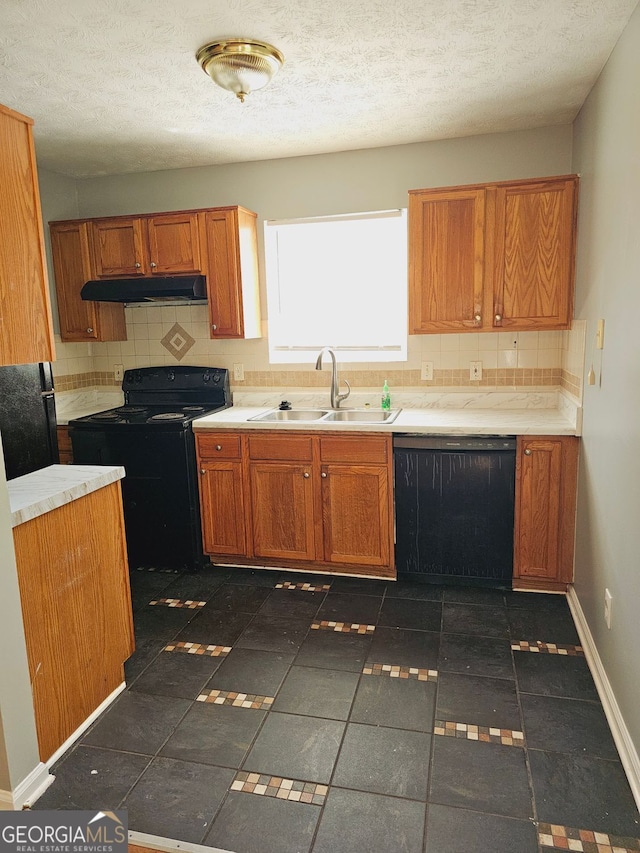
[513,435,579,590]
[195,430,395,578]
[12,481,134,762]
[57,426,73,464]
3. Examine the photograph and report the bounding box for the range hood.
[80,275,207,304]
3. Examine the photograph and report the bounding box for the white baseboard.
[128,830,233,853]
[0,681,127,811]
[567,586,640,811]
[0,762,53,810]
[45,682,127,770]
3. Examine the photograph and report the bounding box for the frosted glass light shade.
[197,39,284,102]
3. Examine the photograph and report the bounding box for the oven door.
[70,426,204,571]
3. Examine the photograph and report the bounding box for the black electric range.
[69,366,232,571]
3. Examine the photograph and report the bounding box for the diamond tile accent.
[197,689,274,710]
[363,663,438,682]
[276,582,331,592]
[160,322,195,361]
[149,598,207,609]
[163,641,232,657]
[512,641,585,656]
[230,771,328,805]
[537,823,640,851]
[312,620,375,635]
[434,719,525,747]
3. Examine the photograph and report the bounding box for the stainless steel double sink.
[248,407,402,424]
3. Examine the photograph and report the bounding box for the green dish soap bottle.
[381,379,391,411]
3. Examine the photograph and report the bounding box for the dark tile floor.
[35,566,640,853]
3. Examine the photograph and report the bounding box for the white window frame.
[264,209,408,364]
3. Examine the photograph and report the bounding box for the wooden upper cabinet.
[50,221,126,342]
[409,187,486,333]
[491,177,578,330]
[0,103,55,365]
[514,435,579,590]
[146,212,202,275]
[91,217,148,277]
[202,206,261,339]
[91,212,203,278]
[409,175,578,334]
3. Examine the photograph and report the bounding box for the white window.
[264,209,407,363]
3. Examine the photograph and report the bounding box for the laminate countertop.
[192,405,579,436]
[8,464,125,528]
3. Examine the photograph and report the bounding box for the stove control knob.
[203,372,211,382]
[212,372,220,383]
[167,370,175,381]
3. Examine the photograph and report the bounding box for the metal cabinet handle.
[303,472,310,478]
[134,262,141,269]
[495,314,502,322]
[524,448,532,456]
[150,261,157,268]
[216,445,222,451]
[474,314,481,323]
[211,324,217,331]
[200,468,206,475]
[321,472,327,478]
[86,327,94,333]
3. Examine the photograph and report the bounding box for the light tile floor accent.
[197,689,274,710]
[163,641,232,657]
[434,719,525,747]
[231,771,328,805]
[149,598,207,609]
[276,582,332,592]
[311,620,375,634]
[363,662,438,682]
[538,823,640,851]
[512,641,585,656]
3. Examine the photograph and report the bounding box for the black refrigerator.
[0,362,59,480]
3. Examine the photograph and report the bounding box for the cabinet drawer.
[248,434,313,461]
[320,435,389,464]
[197,433,241,459]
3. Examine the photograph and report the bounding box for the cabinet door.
[91,217,147,277]
[250,461,317,561]
[51,222,99,340]
[491,177,577,330]
[203,208,244,338]
[514,436,579,586]
[409,187,486,333]
[0,104,55,365]
[321,464,392,568]
[147,212,202,275]
[198,461,248,557]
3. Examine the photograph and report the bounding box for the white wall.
[0,435,41,796]
[572,3,640,748]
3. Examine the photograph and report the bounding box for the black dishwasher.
[394,435,516,586]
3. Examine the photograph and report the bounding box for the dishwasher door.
[394,435,516,586]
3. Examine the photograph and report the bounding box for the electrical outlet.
[233,363,245,381]
[114,364,124,382]
[604,588,613,629]
[470,361,482,381]
[421,361,433,381]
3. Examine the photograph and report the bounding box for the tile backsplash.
[51,306,586,402]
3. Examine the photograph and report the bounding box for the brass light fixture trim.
[196,38,284,103]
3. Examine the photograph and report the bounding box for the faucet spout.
[315,347,351,409]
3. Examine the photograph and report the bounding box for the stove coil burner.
[116,406,148,415]
[147,412,186,422]
[91,411,122,422]
[183,406,205,412]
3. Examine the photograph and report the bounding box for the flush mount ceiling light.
[196,38,284,103]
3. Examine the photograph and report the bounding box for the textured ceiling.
[0,0,637,178]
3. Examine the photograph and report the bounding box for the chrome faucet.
[315,347,351,409]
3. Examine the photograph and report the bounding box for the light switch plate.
[470,361,482,381]
[114,364,124,381]
[596,319,605,350]
[233,363,245,381]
